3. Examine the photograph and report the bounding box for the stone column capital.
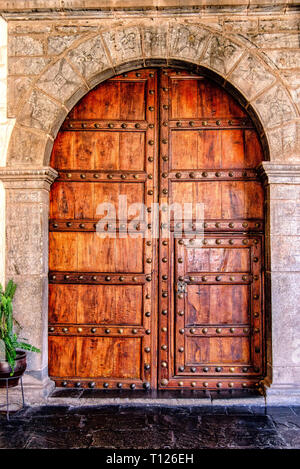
[257,162,300,185]
[0,166,58,191]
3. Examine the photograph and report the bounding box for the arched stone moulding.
[1,21,300,404]
[6,22,300,167]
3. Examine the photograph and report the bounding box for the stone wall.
[0,1,299,403]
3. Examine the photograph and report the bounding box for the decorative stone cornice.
[0,0,294,18]
[0,166,58,190]
[257,162,300,185]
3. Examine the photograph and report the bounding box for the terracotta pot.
[0,351,27,388]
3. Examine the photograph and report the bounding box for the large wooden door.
[49,68,265,391]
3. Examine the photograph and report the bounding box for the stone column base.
[265,385,300,405]
[0,373,55,409]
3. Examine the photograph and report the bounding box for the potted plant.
[0,280,40,388]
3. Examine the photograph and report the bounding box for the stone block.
[270,235,300,271]
[223,18,258,34]
[17,89,63,135]
[258,18,300,32]
[201,35,243,76]
[248,33,300,49]
[270,199,299,236]
[254,84,296,129]
[8,22,52,34]
[8,35,44,56]
[47,35,78,55]
[265,50,300,69]
[266,122,300,161]
[36,58,84,104]
[6,201,49,276]
[8,57,50,76]
[143,25,168,58]
[8,274,49,370]
[281,71,300,88]
[102,27,142,64]
[7,76,32,118]
[169,24,209,63]
[7,125,53,166]
[67,35,111,83]
[272,366,300,386]
[228,53,276,100]
[270,183,300,201]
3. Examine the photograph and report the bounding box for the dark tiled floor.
[0,404,300,449]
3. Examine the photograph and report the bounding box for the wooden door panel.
[51,131,146,171]
[171,181,264,220]
[186,285,249,325]
[50,181,145,220]
[48,336,76,378]
[185,337,250,365]
[49,232,144,272]
[49,284,143,325]
[76,337,142,379]
[49,69,157,390]
[169,76,246,119]
[186,247,250,272]
[171,130,221,169]
[68,80,146,121]
[171,182,222,219]
[159,69,264,391]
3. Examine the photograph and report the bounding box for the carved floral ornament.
[5,23,299,166]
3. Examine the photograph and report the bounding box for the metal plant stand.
[0,376,25,421]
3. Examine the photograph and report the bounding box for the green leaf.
[15,342,41,353]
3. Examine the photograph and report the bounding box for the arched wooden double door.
[49,68,265,391]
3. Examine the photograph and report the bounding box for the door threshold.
[49,388,262,400]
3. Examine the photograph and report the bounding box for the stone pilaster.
[258,162,300,403]
[0,166,57,402]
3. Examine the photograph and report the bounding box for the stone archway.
[1,22,300,403]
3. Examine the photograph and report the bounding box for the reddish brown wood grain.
[49,68,265,391]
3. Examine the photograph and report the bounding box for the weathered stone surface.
[265,50,300,69]
[254,84,296,128]
[102,27,142,64]
[259,18,300,32]
[248,33,300,49]
[47,35,78,55]
[6,202,48,276]
[278,71,300,89]
[267,122,300,160]
[17,89,63,134]
[8,35,44,56]
[8,125,53,166]
[223,18,258,34]
[169,24,209,63]
[8,274,49,370]
[7,76,32,117]
[229,53,276,100]
[270,235,300,272]
[270,183,300,201]
[36,58,84,104]
[67,35,111,81]
[8,22,52,34]
[201,35,243,76]
[8,57,50,76]
[143,25,168,58]
[270,198,300,236]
